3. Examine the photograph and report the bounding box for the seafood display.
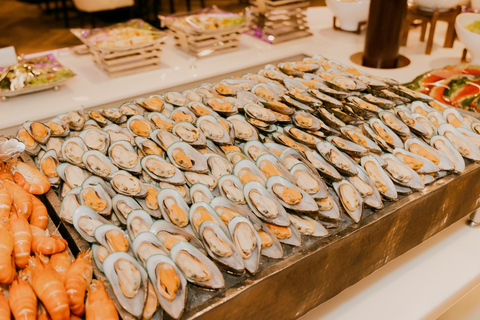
[0,54,75,97]
[15,55,480,319]
[0,138,117,320]
[405,64,480,112]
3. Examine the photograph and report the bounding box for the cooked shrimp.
[85,280,119,320]
[37,303,51,320]
[0,186,12,220]
[0,219,16,284]
[32,232,68,256]
[2,180,33,219]
[28,256,70,320]
[70,315,82,320]
[49,250,72,283]
[65,250,93,316]
[30,195,49,230]
[10,211,32,268]
[8,276,37,320]
[0,163,13,182]
[0,290,10,320]
[11,161,50,195]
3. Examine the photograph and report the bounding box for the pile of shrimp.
[0,160,118,320]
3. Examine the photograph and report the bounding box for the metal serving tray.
[27,55,480,319]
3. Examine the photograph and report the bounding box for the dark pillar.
[362,0,408,68]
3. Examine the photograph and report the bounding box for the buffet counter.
[0,7,467,136]
[1,7,477,320]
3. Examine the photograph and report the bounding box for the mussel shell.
[141,155,185,185]
[136,183,162,218]
[288,213,328,237]
[16,127,41,155]
[217,175,247,205]
[264,221,301,246]
[266,175,319,213]
[360,155,398,201]
[198,221,245,274]
[147,112,175,132]
[308,89,343,109]
[392,148,439,174]
[39,149,61,185]
[317,108,346,130]
[169,241,225,289]
[404,137,455,171]
[289,163,329,200]
[62,137,88,168]
[172,121,207,146]
[430,135,466,173]
[72,205,109,243]
[56,163,91,189]
[59,187,82,223]
[243,180,290,226]
[316,141,358,176]
[189,183,214,204]
[333,180,364,223]
[381,153,425,190]
[410,101,433,116]
[112,194,142,225]
[80,183,112,216]
[103,252,148,318]
[438,123,480,162]
[227,217,262,274]
[326,136,368,157]
[108,140,141,173]
[411,113,437,139]
[368,118,404,149]
[145,254,187,319]
[361,93,396,109]
[165,92,188,107]
[100,108,127,124]
[233,159,268,186]
[227,115,259,141]
[340,125,382,154]
[127,115,154,138]
[150,220,202,252]
[103,124,135,145]
[379,111,411,137]
[127,211,154,241]
[110,170,148,197]
[79,128,110,154]
[82,176,116,198]
[82,150,118,179]
[256,153,294,181]
[426,111,447,128]
[166,141,208,173]
[157,188,191,230]
[351,166,384,210]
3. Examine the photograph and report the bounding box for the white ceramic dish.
[455,12,480,64]
[325,0,370,32]
[411,0,468,12]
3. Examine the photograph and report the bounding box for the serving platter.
[25,55,480,320]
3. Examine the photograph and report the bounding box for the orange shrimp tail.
[9,277,37,320]
[0,163,14,181]
[32,234,68,256]
[86,280,119,320]
[12,162,50,195]
[10,211,33,269]
[0,290,11,320]
[30,195,49,230]
[3,180,33,219]
[49,250,72,283]
[29,256,70,320]
[0,220,16,284]
[65,250,93,316]
[0,186,12,220]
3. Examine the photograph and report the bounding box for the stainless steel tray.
[28,55,480,320]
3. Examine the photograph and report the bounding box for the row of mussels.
[15,54,480,319]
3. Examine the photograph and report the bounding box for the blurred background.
[0,0,326,54]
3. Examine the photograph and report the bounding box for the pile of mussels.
[15,55,480,319]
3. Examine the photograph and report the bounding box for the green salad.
[466,20,480,34]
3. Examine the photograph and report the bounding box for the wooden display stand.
[401,5,462,55]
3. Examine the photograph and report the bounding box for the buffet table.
[0,7,467,136]
[1,6,477,320]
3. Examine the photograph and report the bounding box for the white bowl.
[411,0,468,12]
[326,0,370,32]
[455,12,480,64]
